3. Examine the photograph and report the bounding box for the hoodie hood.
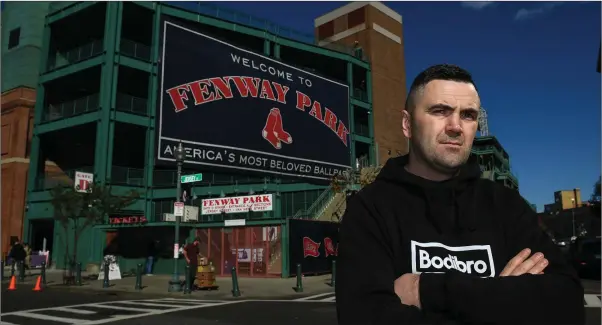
[376,155,482,234]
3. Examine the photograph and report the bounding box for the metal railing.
[152,170,295,187]
[110,166,145,186]
[116,93,148,115]
[353,88,369,102]
[171,2,369,61]
[119,39,151,61]
[48,2,77,14]
[354,123,370,137]
[47,40,104,71]
[42,93,101,123]
[292,186,335,219]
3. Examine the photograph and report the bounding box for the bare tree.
[49,182,139,276]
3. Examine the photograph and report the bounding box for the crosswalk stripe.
[115,301,180,308]
[320,296,336,302]
[158,298,215,303]
[91,304,156,312]
[10,311,83,323]
[294,292,334,301]
[0,298,242,325]
[296,293,602,307]
[53,307,96,314]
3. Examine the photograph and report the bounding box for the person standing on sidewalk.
[8,240,26,275]
[145,240,158,276]
[183,238,201,289]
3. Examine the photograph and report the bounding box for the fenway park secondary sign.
[201,194,273,215]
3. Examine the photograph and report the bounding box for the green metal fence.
[47,40,104,71]
[110,166,145,186]
[42,93,101,123]
[115,93,148,115]
[171,2,369,61]
[119,39,152,61]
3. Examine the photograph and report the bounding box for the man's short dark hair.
[405,64,478,112]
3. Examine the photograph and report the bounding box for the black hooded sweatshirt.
[335,155,585,325]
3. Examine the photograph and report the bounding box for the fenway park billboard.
[156,20,351,182]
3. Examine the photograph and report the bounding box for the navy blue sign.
[157,20,351,182]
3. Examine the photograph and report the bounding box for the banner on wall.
[156,19,351,182]
[288,219,339,274]
[201,194,273,215]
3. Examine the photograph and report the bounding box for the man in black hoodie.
[335,64,585,325]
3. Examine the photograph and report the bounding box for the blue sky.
[191,1,600,211]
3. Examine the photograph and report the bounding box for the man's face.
[403,80,480,173]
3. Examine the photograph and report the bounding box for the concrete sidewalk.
[3,268,334,299]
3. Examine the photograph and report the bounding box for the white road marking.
[83,301,243,325]
[0,298,239,324]
[294,293,602,306]
[294,292,334,301]
[113,301,181,308]
[584,294,602,308]
[9,311,84,323]
[156,298,216,303]
[90,304,156,312]
[53,307,96,314]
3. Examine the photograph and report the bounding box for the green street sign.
[181,173,203,184]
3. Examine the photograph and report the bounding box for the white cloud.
[461,1,496,10]
[514,2,562,20]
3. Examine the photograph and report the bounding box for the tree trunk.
[61,224,72,277]
[73,225,79,273]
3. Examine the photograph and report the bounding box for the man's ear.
[402,109,412,139]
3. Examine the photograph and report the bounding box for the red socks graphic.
[262,108,293,149]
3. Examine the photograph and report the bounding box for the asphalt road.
[1,285,600,324]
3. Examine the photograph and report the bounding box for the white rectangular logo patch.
[411,240,496,277]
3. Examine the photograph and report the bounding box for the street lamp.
[571,198,576,240]
[168,142,185,292]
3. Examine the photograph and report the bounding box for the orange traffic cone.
[32,275,42,292]
[8,275,16,290]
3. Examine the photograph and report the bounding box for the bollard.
[330,260,336,288]
[102,261,110,288]
[293,263,303,293]
[135,263,143,291]
[183,265,191,294]
[75,262,82,286]
[41,262,47,285]
[18,261,25,282]
[231,266,240,297]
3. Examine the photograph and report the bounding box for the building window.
[8,28,21,49]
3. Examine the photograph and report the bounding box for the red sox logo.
[303,237,320,258]
[324,237,338,257]
[262,108,292,149]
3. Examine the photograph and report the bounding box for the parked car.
[569,236,601,279]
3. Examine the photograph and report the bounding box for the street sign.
[181,173,203,184]
[174,202,184,217]
[74,171,94,193]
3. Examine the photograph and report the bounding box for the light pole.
[571,198,576,240]
[168,142,184,292]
